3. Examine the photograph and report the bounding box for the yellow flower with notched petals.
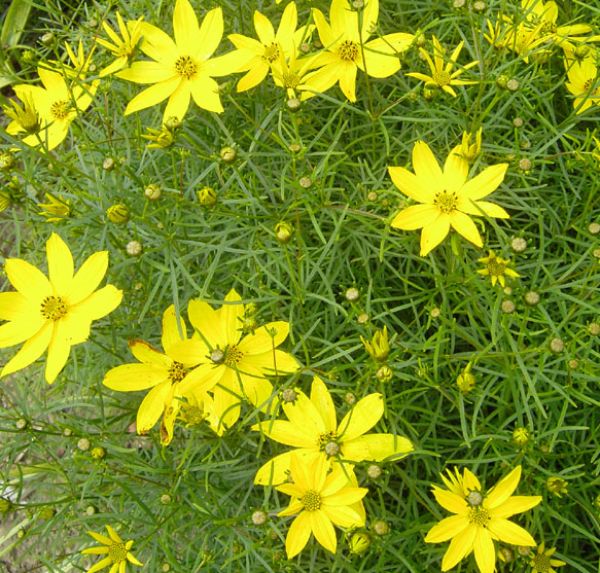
[116,0,236,122]
[0,233,122,384]
[425,465,541,573]
[389,141,509,256]
[253,375,413,485]
[306,0,414,102]
[82,525,142,573]
[276,453,367,558]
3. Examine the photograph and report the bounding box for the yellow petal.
[240,374,273,410]
[0,292,30,322]
[330,0,358,43]
[341,433,413,462]
[188,298,227,348]
[163,82,191,123]
[5,258,51,303]
[425,514,470,543]
[0,322,52,378]
[321,503,364,528]
[312,9,335,49]
[236,63,270,92]
[87,557,112,573]
[116,61,177,84]
[242,349,299,375]
[67,250,109,305]
[211,381,242,433]
[432,488,468,514]
[441,524,476,571]
[177,362,224,395]
[44,322,72,383]
[473,528,496,573]
[338,60,358,102]
[195,7,223,60]
[456,199,510,219]
[137,381,171,433]
[103,363,167,391]
[139,22,178,62]
[254,450,295,485]
[254,419,317,448]
[173,0,200,54]
[254,10,275,45]
[487,518,536,546]
[338,393,383,441]
[71,285,123,322]
[190,75,223,113]
[444,147,469,192]
[284,388,328,437]
[449,211,483,247]
[391,204,440,230]
[412,141,444,189]
[485,466,521,508]
[124,76,181,115]
[0,317,44,348]
[458,163,508,200]
[285,512,312,559]
[388,166,436,203]
[237,321,290,354]
[219,289,245,344]
[309,376,337,432]
[309,511,337,554]
[360,0,379,40]
[46,234,74,295]
[161,305,187,355]
[488,495,542,519]
[359,35,411,78]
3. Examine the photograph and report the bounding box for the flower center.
[583,78,593,91]
[175,55,198,80]
[487,260,506,276]
[318,431,337,451]
[433,190,458,213]
[168,361,187,383]
[107,541,128,563]
[432,70,452,86]
[40,296,68,320]
[338,40,359,62]
[300,490,322,512]
[50,100,71,120]
[263,42,280,63]
[283,71,300,89]
[224,345,244,366]
[532,553,552,572]
[468,506,490,527]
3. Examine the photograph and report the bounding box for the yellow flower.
[407,36,478,96]
[457,128,482,163]
[530,543,566,573]
[0,233,122,384]
[116,0,234,122]
[425,465,542,573]
[360,325,389,362]
[253,375,413,485]
[276,453,367,558]
[226,2,310,92]
[37,192,71,223]
[477,250,520,287]
[389,141,509,256]
[81,525,143,573]
[103,305,203,445]
[96,12,144,77]
[307,0,414,102]
[2,91,40,134]
[173,289,299,435]
[564,55,600,114]
[5,66,98,151]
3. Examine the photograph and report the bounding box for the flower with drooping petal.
[389,141,510,256]
[81,525,143,573]
[424,465,542,573]
[530,543,566,573]
[116,0,236,122]
[96,12,144,77]
[173,288,300,435]
[306,0,414,102]
[103,305,203,445]
[0,233,122,384]
[406,36,478,97]
[477,250,520,287]
[277,453,367,558]
[253,375,413,485]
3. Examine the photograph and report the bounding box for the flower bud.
[144,183,161,200]
[367,464,382,479]
[197,186,217,207]
[102,157,115,171]
[0,151,16,171]
[512,427,530,447]
[91,446,106,459]
[220,146,237,163]
[546,476,568,497]
[126,240,142,256]
[0,497,14,514]
[252,509,268,525]
[77,438,91,451]
[362,326,390,362]
[281,388,298,403]
[106,203,129,224]
[372,520,390,536]
[0,191,11,213]
[376,365,393,382]
[275,221,293,243]
[345,287,359,301]
[456,363,475,394]
[349,532,371,555]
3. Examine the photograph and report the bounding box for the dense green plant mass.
[0,0,598,572]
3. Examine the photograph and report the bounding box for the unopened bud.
[106,204,129,224]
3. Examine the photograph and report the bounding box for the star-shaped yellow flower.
[389,141,509,256]
[0,233,122,384]
[425,465,541,573]
[530,543,566,573]
[82,525,143,573]
[116,0,234,122]
[253,376,413,485]
[96,12,144,77]
[477,250,520,287]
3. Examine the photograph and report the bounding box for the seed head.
[345,287,359,301]
[251,510,268,525]
[501,300,516,314]
[511,237,527,252]
[372,520,390,536]
[126,240,142,256]
[524,291,540,305]
[588,222,600,235]
[367,464,382,479]
[549,338,564,353]
[299,176,312,189]
[16,418,27,430]
[506,78,520,91]
[102,157,115,171]
[77,438,91,451]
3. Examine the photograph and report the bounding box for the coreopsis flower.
[103,305,203,445]
[5,67,98,151]
[389,141,509,256]
[97,12,144,77]
[424,465,541,573]
[276,453,367,558]
[530,543,566,573]
[0,233,122,384]
[407,36,478,97]
[37,192,71,222]
[477,251,520,287]
[457,128,482,163]
[173,289,299,435]
[82,525,143,572]
[116,0,236,122]
[360,325,389,362]
[253,376,413,485]
[564,55,600,114]
[307,0,414,102]
[226,2,311,92]
[2,92,40,134]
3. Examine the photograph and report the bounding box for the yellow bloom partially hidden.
[37,193,71,223]
[277,453,367,558]
[253,375,413,485]
[0,233,122,384]
[477,250,520,287]
[530,543,566,573]
[360,325,390,362]
[82,525,143,573]
[425,465,542,573]
[96,12,144,77]
[389,140,509,256]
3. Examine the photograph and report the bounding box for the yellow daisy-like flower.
[389,141,509,256]
[116,0,235,122]
[253,375,413,485]
[173,288,300,435]
[477,250,520,287]
[0,234,122,384]
[425,465,542,573]
[407,36,478,97]
[82,525,143,573]
[96,12,144,77]
[277,453,367,558]
[530,543,566,573]
[307,0,414,102]
[5,66,98,151]
[37,192,71,223]
[564,54,600,114]
[103,305,203,445]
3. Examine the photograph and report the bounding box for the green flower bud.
[106,203,130,224]
[197,186,217,207]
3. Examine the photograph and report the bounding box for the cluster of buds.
[361,326,394,382]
